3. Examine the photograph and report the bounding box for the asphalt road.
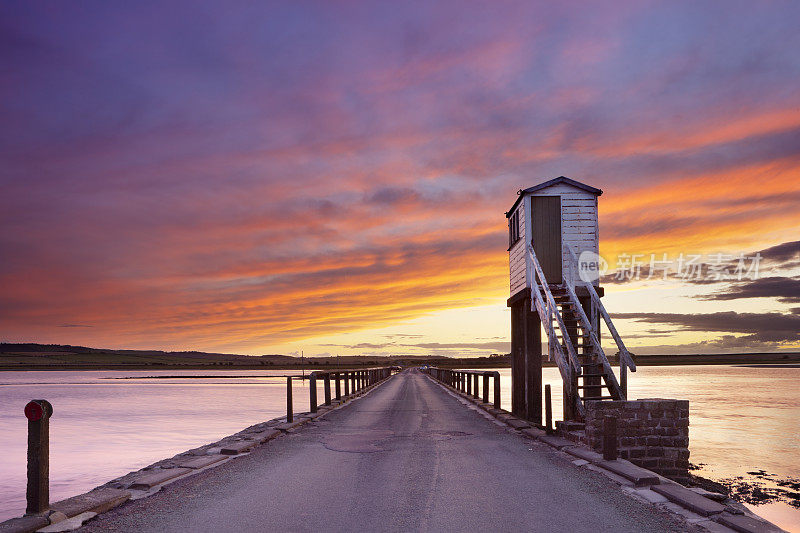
[81,369,690,532]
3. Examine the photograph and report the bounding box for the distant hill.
[0,343,509,370]
[2,343,796,370]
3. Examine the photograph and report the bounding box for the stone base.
[584,398,690,483]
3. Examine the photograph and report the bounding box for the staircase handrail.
[527,258,573,383]
[561,280,626,400]
[565,245,636,372]
[526,243,582,375]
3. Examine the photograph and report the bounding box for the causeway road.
[81,369,691,532]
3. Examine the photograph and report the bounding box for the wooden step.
[581,395,614,400]
[579,373,606,378]
[577,384,608,390]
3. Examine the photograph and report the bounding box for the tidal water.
[491,365,800,531]
[1,366,798,530]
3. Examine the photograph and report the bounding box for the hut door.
[531,196,562,283]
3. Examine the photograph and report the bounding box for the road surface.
[81,369,690,532]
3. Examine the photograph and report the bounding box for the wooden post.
[324,373,332,406]
[25,399,52,515]
[473,374,479,398]
[563,370,579,421]
[309,373,318,413]
[483,372,490,403]
[334,373,341,400]
[286,378,293,423]
[510,301,524,416]
[492,371,501,409]
[524,300,542,425]
[621,365,627,398]
[603,416,618,460]
[545,384,553,434]
[344,371,350,396]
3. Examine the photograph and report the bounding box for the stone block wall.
[584,399,690,483]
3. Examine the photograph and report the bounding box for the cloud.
[320,340,510,354]
[758,240,800,268]
[615,311,800,344]
[1,2,800,353]
[702,276,800,304]
[601,239,800,286]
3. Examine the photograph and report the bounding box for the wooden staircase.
[526,243,636,420]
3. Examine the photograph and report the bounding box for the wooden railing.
[285,367,397,421]
[423,367,501,409]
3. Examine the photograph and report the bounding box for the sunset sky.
[1,1,799,357]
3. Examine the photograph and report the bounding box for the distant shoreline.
[1,342,798,371]
[2,358,799,372]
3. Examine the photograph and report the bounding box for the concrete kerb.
[0,373,397,533]
[420,370,778,533]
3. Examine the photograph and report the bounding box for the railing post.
[344,371,350,396]
[25,399,52,516]
[309,372,318,413]
[493,371,501,409]
[603,416,618,460]
[483,372,490,403]
[621,364,628,398]
[324,373,332,406]
[335,373,341,400]
[545,384,553,434]
[286,377,293,423]
[466,373,472,395]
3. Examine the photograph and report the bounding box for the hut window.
[508,209,521,248]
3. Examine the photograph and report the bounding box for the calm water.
[489,365,800,531]
[1,367,798,530]
[0,370,323,521]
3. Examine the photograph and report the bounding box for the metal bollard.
[25,399,53,515]
[545,384,553,434]
[324,374,332,406]
[287,377,293,423]
[603,416,618,460]
[309,373,318,413]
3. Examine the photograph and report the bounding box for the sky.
[1,1,799,357]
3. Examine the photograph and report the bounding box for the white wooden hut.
[506,176,601,295]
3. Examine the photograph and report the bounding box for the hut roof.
[506,176,602,217]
